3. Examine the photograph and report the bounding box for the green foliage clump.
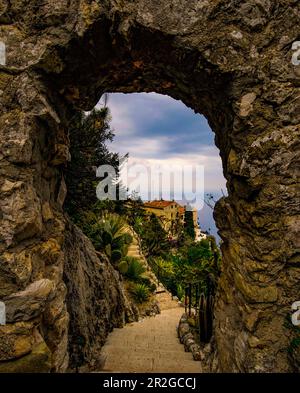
[118,260,129,274]
[118,256,156,297]
[100,214,132,264]
[65,108,126,216]
[150,257,174,281]
[149,237,221,299]
[111,249,123,263]
[133,213,170,257]
[102,231,113,246]
[184,207,196,240]
[130,283,150,303]
[73,211,133,266]
[122,257,146,281]
[148,282,157,293]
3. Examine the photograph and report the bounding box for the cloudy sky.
[97,92,226,240]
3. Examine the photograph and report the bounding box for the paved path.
[100,294,201,373]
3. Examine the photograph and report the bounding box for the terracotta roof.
[143,200,184,209]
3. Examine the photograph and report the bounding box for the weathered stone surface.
[234,271,278,303]
[0,0,299,373]
[4,279,55,322]
[63,219,137,370]
[36,238,63,266]
[0,322,33,361]
[0,339,51,373]
[42,202,54,222]
[0,182,43,247]
[0,110,33,164]
[0,250,32,297]
[239,93,257,117]
[57,176,67,207]
[45,310,69,372]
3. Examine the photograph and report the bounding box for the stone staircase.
[124,226,146,262]
[100,307,201,373]
[98,225,201,373]
[101,247,201,373]
[124,225,181,311]
[155,286,180,311]
[127,241,141,260]
[123,226,159,284]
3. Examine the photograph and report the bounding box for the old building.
[143,200,185,233]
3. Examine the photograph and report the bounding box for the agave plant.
[94,213,133,265]
[100,213,127,242]
[119,256,146,281]
[130,283,150,303]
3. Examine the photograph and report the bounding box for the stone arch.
[0,1,299,372]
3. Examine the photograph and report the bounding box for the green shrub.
[124,257,146,281]
[139,275,157,293]
[130,283,150,303]
[139,276,152,288]
[102,230,113,246]
[123,233,133,245]
[133,213,170,257]
[176,284,184,300]
[76,212,136,266]
[149,283,157,293]
[111,249,122,263]
[121,243,129,257]
[118,260,129,274]
[184,208,196,239]
[65,108,123,216]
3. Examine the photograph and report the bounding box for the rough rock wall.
[63,219,137,371]
[0,69,71,371]
[0,0,299,372]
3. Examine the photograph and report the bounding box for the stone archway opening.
[57,24,234,366]
[62,88,227,373]
[1,1,299,374]
[97,91,226,239]
[42,19,292,371]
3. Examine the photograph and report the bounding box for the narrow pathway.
[100,292,201,373]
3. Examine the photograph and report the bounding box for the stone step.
[126,248,140,253]
[105,339,185,351]
[103,354,201,373]
[126,252,141,257]
[109,322,178,330]
[156,296,178,304]
[160,306,180,311]
[101,346,193,360]
[158,300,178,304]
[127,245,139,250]
[99,337,202,370]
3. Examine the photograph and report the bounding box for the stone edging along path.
[178,314,204,361]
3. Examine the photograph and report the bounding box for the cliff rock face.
[63,219,138,371]
[0,0,299,372]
